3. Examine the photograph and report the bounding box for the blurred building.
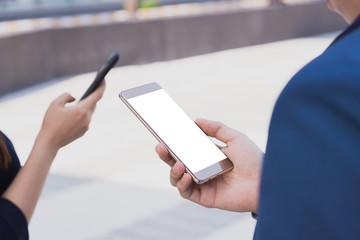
[0,0,346,96]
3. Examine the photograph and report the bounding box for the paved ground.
[0,32,336,239]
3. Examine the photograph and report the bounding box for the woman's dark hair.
[0,134,11,170]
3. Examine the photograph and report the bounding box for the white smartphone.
[119,82,233,184]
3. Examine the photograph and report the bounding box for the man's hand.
[156,118,263,213]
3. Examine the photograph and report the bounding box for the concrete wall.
[0,1,346,96]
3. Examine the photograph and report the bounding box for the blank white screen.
[128,89,226,173]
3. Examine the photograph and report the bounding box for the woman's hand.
[155,118,263,213]
[2,82,106,223]
[36,81,105,154]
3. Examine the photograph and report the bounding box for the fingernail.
[180,174,186,184]
[172,165,178,175]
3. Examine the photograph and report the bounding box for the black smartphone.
[79,51,120,101]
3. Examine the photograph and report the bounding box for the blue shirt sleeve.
[0,198,29,240]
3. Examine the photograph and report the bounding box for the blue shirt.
[0,132,29,240]
[255,16,360,239]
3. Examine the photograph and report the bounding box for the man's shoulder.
[309,27,360,72]
[324,27,360,62]
[283,29,360,94]
[273,28,360,117]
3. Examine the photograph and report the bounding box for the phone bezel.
[119,82,233,184]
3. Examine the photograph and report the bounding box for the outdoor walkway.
[0,32,336,239]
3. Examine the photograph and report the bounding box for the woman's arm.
[1,82,105,223]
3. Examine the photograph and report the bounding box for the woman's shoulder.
[0,131,17,153]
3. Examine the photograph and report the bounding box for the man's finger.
[195,118,239,144]
[155,143,176,167]
[170,162,186,187]
[177,173,194,200]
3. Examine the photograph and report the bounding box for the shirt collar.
[331,15,360,45]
